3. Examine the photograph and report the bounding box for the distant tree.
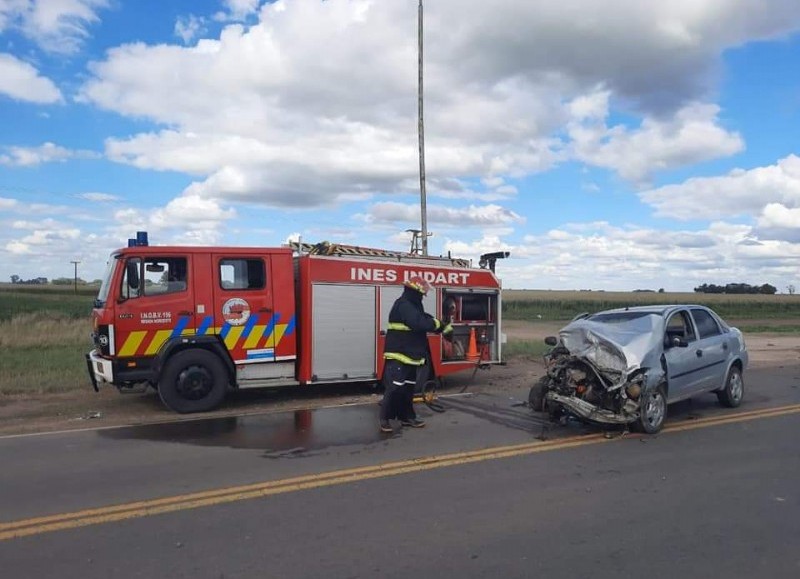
[695,282,777,295]
[788,284,796,295]
[759,283,777,295]
[52,277,73,286]
[658,288,665,293]
[12,276,48,284]
[694,283,724,294]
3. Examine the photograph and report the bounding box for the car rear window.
[587,312,655,324]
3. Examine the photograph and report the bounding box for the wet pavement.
[99,393,558,457]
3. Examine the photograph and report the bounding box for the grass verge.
[0,313,92,394]
[503,339,550,360]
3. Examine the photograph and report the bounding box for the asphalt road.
[1,364,799,579]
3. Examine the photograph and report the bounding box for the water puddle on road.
[99,404,394,456]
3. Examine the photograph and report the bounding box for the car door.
[662,309,705,401]
[688,307,729,393]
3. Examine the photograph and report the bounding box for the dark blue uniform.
[380,285,442,428]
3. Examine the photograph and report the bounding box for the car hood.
[559,314,665,378]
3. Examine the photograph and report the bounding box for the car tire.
[158,349,229,414]
[717,365,744,408]
[528,377,549,412]
[634,385,667,434]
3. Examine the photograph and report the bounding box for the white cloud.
[640,154,800,220]
[5,227,81,254]
[0,53,62,103]
[0,197,19,209]
[568,91,744,183]
[109,195,236,247]
[367,201,524,227]
[175,14,206,44]
[487,220,794,291]
[758,203,800,229]
[75,192,120,202]
[0,0,109,54]
[73,0,800,215]
[0,142,98,166]
[215,0,260,22]
[753,202,800,242]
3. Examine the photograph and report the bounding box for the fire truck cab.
[87,233,506,413]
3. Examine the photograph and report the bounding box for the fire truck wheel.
[158,349,229,413]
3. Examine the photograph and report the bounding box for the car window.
[666,311,696,341]
[691,308,721,339]
[587,312,652,323]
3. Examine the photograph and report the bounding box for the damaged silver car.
[529,305,748,433]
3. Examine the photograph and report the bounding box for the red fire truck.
[86,232,508,413]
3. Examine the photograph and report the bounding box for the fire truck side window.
[144,257,188,295]
[120,257,187,299]
[219,258,265,290]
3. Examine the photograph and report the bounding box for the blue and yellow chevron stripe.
[117,313,296,357]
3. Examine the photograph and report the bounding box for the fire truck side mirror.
[126,261,140,290]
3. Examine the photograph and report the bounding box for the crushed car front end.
[535,312,667,428]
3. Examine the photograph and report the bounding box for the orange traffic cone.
[466,327,479,362]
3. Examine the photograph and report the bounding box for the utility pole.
[70,260,80,294]
[417,0,429,255]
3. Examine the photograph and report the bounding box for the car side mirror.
[544,336,558,347]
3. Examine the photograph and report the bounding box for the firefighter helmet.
[404,275,432,295]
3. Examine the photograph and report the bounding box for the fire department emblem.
[222,298,251,327]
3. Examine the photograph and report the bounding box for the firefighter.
[379,275,452,432]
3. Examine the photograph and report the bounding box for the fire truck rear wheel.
[158,349,229,413]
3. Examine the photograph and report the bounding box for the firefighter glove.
[442,322,453,335]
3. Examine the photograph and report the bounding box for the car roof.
[592,304,711,317]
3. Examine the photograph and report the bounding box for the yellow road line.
[2,403,799,541]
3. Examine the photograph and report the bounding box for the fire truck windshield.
[94,254,118,307]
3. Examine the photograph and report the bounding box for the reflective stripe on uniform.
[384,352,426,366]
[387,323,411,331]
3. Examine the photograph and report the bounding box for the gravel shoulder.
[1,322,797,437]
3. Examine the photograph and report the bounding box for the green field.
[503,289,800,321]
[1,284,799,394]
[0,285,95,394]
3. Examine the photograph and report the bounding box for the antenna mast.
[417,0,429,256]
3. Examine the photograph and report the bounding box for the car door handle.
[696,350,703,357]
[178,310,193,316]
[259,307,273,313]
[722,342,728,350]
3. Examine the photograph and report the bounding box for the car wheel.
[717,366,744,408]
[635,385,667,434]
[528,377,549,412]
[158,349,229,414]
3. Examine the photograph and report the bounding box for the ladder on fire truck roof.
[287,240,471,268]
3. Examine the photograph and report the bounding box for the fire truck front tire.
[158,349,229,413]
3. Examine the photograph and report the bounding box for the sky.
[1,0,800,292]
